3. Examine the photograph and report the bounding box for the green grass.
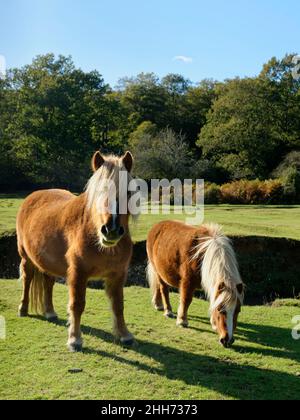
[0,280,299,400]
[131,204,300,241]
[0,195,24,235]
[1,194,300,241]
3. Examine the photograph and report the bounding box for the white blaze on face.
[226,307,235,341]
[111,213,117,231]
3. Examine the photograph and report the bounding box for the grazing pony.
[147,221,244,348]
[17,151,136,352]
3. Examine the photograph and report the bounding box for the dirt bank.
[1,233,299,301]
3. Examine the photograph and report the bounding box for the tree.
[183,79,217,148]
[128,121,158,152]
[0,77,23,188]
[197,69,300,180]
[133,128,195,180]
[273,151,300,202]
[119,73,168,131]
[1,54,114,188]
[161,74,191,95]
[260,54,300,149]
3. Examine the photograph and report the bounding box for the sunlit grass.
[0,194,300,241]
[0,280,299,400]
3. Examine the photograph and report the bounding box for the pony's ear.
[92,151,105,172]
[237,284,244,295]
[122,151,133,172]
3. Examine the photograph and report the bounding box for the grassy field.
[1,194,300,241]
[0,280,299,400]
[0,195,24,236]
[1,194,299,400]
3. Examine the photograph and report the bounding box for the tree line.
[0,53,299,193]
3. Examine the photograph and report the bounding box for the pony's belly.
[24,237,68,278]
[157,268,180,289]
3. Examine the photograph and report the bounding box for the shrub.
[273,151,300,204]
[220,179,284,204]
[204,183,222,204]
[282,167,300,204]
[273,151,300,178]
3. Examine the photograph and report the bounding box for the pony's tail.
[29,267,47,315]
[193,224,242,312]
[147,261,160,305]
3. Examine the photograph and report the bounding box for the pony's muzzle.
[219,335,235,348]
[101,224,125,246]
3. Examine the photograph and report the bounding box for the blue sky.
[1,0,299,87]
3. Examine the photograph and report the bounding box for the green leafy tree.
[133,128,195,180]
[128,121,158,152]
[260,54,300,149]
[119,73,168,131]
[183,79,217,148]
[3,54,113,188]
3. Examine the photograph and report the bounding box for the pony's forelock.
[85,154,139,220]
[192,223,244,313]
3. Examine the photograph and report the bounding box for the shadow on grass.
[81,325,299,400]
[190,316,300,362]
[31,314,300,400]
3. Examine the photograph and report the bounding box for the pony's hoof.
[45,312,58,322]
[68,343,83,353]
[164,311,175,319]
[177,320,189,328]
[18,308,28,318]
[154,304,164,312]
[120,334,135,346]
[67,338,83,353]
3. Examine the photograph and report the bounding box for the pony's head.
[195,224,244,348]
[210,282,244,348]
[86,151,137,248]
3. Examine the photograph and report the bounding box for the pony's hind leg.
[147,261,163,311]
[177,283,194,328]
[44,275,58,321]
[18,257,34,317]
[152,285,164,311]
[160,281,175,319]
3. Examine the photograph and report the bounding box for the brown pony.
[147,221,244,348]
[17,151,136,352]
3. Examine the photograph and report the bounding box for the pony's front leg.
[177,284,194,328]
[106,274,134,345]
[67,273,87,352]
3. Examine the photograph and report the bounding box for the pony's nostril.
[101,225,109,236]
[220,335,230,348]
[118,226,125,237]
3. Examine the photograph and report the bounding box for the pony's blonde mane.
[192,223,244,312]
[85,154,138,219]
